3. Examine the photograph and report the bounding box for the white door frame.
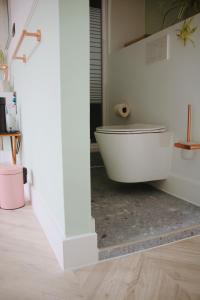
[102,0,109,125]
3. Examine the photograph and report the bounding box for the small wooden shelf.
[124,34,151,47]
[175,104,200,151]
[0,132,21,164]
[174,142,200,150]
[0,132,21,137]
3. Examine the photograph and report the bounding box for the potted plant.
[0,49,5,66]
[0,49,8,81]
[162,0,200,26]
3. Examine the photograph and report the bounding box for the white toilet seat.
[95,123,173,183]
[96,123,166,134]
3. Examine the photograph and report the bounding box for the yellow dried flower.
[176,18,197,46]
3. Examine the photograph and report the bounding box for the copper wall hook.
[187,104,192,143]
[174,104,200,150]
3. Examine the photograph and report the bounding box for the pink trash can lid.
[0,164,23,175]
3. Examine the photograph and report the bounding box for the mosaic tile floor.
[91,166,200,260]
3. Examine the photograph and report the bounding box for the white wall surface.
[8,0,35,60]
[0,0,9,51]
[108,0,145,53]
[8,0,65,232]
[108,14,200,205]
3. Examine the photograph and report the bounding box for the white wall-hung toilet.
[95,123,173,183]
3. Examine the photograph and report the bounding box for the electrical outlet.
[27,169,34,186]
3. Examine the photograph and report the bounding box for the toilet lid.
[96,123,166,134]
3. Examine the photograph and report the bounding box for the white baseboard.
[63,233,98,270]
[151,173,200,207]
[31,188,65,268]
[31,187,98,270]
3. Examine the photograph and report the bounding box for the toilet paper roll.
[114,103,130,118]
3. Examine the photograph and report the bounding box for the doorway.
[90,0,104,144]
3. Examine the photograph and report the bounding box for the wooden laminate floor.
[0,205,200,300]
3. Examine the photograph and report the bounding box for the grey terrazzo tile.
[99,226,200,260]
[90,151,104,167]
[91,167,200,260]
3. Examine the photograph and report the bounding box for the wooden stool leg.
[11,136,17,164]
[10,136,13,161]
[0,137,3,150]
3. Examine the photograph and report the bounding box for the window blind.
[90,6,102,104]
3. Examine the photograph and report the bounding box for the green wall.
[9,0,65,232]
[59,0,92,236]
[9,0,93,238]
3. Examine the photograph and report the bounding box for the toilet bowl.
[95,123,173,183]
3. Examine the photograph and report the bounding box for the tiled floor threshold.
[91,166,200,260]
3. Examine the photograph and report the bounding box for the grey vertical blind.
[90,7,102,104]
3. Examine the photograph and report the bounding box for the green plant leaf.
[0,50,5,65]
[162,0,200,26]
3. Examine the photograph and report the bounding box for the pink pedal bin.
[0,164,25,210]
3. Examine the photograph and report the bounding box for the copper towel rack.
[13,30,41,63]
[175,104,200,150]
